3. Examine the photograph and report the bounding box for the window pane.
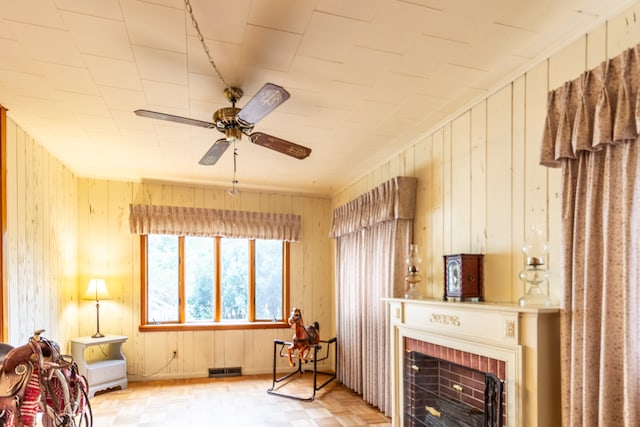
[220,238,248,320]
[255,240,283,320]
[147,234,179,322]
[185,236,215,322]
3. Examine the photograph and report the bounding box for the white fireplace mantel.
[384,298,561,427]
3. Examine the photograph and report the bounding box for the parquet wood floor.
[88,374,392,426]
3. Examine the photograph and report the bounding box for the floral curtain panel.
[541,46,640,166]
[541,44,640,425]
[330,176,417,415]
[129,204,301,241]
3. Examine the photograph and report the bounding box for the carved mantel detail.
[429,312,461,327]
[504,320,516,338]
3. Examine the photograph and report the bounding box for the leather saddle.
[0,343,34,403]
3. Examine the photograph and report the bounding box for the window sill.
[139,321,290,332]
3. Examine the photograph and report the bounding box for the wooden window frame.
[139,235,290,332]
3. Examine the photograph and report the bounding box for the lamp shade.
[83,278,111,301]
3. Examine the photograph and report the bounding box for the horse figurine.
[287,308,320,366]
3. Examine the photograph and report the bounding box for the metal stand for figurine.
[267,337,337,401]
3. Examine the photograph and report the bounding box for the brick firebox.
[404,337,506,425]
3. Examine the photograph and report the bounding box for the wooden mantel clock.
[443,254,484,301]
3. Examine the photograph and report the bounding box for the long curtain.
[330,176,416,415]
[541,44,640,426]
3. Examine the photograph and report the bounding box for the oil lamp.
[404,244,423,299]
[518,225,552,307]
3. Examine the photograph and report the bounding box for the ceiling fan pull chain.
[184,0,228,89]
[229,143,240,196]
[233,144,238,178]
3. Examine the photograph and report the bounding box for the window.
[140,234,290,331]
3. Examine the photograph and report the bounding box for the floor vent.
[208,367,242,378]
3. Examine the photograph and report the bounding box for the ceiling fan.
[134,83,312,165]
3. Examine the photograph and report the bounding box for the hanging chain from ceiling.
[184,0,229,89]
[184,0,240,193]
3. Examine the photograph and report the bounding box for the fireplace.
[404,340,504,426]
[385,298,561,427]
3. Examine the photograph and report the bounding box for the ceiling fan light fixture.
[225,128,242,141]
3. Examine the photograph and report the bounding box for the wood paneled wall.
[4,116,78,346]
[332,2,640,305]
[76,179,333,378]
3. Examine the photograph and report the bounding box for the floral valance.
[129,204,301,241]
[329,176,417,238]
[540,43,640,168]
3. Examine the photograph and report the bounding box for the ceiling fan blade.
[249,132,311,160]
[236,83,290,125]
[135,109,216,129]
[199,139,230,165]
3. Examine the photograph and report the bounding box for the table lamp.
[83,278,111,338]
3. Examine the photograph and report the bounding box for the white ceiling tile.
[285,56,343,92]
[118,128,162,146]
[140,80,189,111]
[78,117,119,134]
[332,46,396,88]
[153,122,193,141]
[84,55,142,91]
[186,36,243,82]
[2,20,85,67]
[239,26,301,72]
[394,92,447,121]
[37,62,99,96]
[0,69,63,105]
[134,0,184,11]
[494,0,567,33]
[122,0,186,52]
[248,0,316,34]
[297,12,365,63]
[355,1,440,54]
[0,44,46,82]
[60,11,134,61]
[316,80,374,111]
[187,73,227,104]
[133,46,187,84]
[54,0,123,20]
[376,115,421,138]
[1,0,66,28]
[100,86,147,111]
[112,108,155,129]
[54,91,110,116]
[365,74,430,106]
[347,99,398,125]
[316,0,382,22]
[185,0,251,44]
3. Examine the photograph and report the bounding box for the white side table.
[70,335,128,397]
